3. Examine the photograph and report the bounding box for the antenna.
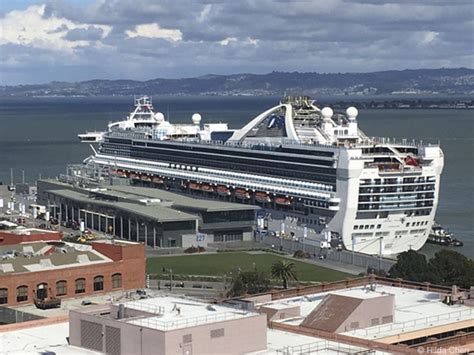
[10,168,13,185]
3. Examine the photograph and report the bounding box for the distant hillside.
[1,68,473,97]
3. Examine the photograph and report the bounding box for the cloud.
[0,0,472,84]
[64,26,105,41]
[0,4,111,52]
[125,23,182,42]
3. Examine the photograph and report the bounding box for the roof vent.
[1,263,14,273]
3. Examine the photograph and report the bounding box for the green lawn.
[147,252,351,282]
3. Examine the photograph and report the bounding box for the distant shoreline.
[1,95,473,110]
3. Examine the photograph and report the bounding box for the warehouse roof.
[107,185,260,212]
[48,189,197,223]
[0,241,109,274]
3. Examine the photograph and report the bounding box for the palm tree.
[271,260,297,289]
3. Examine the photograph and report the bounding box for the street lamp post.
[379,237,383,272]
[162,267,173,292]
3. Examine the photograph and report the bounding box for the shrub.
[184,246,206,254]
[293,250,311,259]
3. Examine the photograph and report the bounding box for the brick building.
[0,228,61,246]
[0,240,145,307]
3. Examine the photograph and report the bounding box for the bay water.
[0,96,472,258]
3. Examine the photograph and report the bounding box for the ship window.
[377,224,381,229]
[370,225,374,229]
[354,225,358,230]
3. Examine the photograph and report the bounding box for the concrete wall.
[164,315,267,355]
[70,307,267,355]
[260,305,300,322]
[337,294,395,332]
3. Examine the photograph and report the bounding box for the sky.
[0,0,472,85]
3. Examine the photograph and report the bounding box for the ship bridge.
[228,95,361,145]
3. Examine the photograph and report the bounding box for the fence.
[130,311,251,331]
[275,340,373,354]
[260,235,395,272]
[351,308,474,339]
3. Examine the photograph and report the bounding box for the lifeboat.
[201,184,215,193]
[141,174,152,182]
[152,176,164,184]
[404,155,420,167]
[189,182,201,190]
[255,192,271,203]
[217,185,231,196]
[129,173,140,180]
[275,196,292,206]
[234,188,250,200]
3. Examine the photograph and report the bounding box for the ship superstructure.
[78,96,444,255]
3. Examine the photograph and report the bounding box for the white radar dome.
[346,106,358,120]
[321,107,334,119]
[192,113,202,125]
[154,112,165,123]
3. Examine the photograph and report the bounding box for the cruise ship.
[77,96,444,255]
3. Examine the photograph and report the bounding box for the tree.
[427,250,474,288]
[271,260,298,289]
[227,270,270,298]
[388,250,429,282]
[389,249,474,288]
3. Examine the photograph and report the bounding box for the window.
[94,276,104,292]
[183,334,192,344]
[0,288,7,304]
[382,315,393,324]
[210,328,225,338]
[112,273,122,289]
[350,321,359,329]
[56,280,67,296]
[75,278,86,294]
[371,318,380,326]
[16,286,28,302]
